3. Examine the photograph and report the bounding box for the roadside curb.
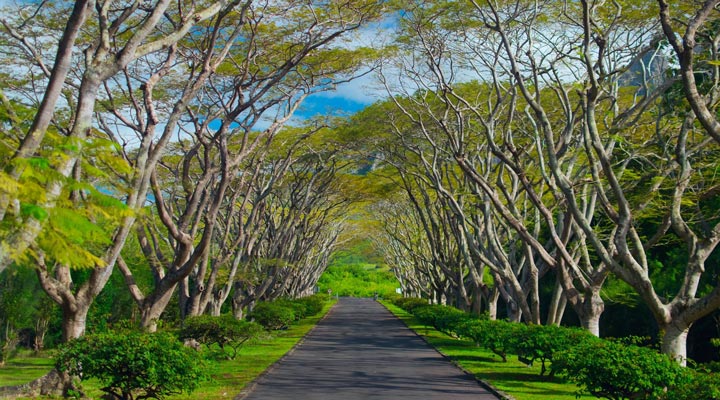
[379,301,515,400]
[233,301,339,400]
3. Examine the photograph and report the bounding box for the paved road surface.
[239,297,501,400]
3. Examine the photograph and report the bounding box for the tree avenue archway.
[2,0,720,394]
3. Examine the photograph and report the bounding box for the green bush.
[393,297,428,313]
[317,263,399,298]
[296,295,325,316]
[456,318,523,362]
[274,299,310,320]
[552,338,685,399]
[180,314,263,359]
[250,302,296,330]
[413,305,473,337]
[56,331,208,400]
[667,368,720,400]
[515,324,592,376]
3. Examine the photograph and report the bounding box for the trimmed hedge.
[180,314,263,359]
[56,331,207,400]
[391,298,720,399]
[250,295,328,331]
[393,297,429,313]
[456,318,524,363]
[414,305,474,337]
[551,338,685,399]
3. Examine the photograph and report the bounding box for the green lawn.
[317,263,399,298]
[382,302,594,400]
[0,300,336,399]
[0,350,55,387]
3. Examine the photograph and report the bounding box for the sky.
[291,19,396,124]
[294,74,385,121]
[0,1,397,137]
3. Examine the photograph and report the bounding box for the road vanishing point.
[238,297,502,400]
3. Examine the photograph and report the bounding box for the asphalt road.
[239,297,501,400]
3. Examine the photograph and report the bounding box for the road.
[238,297,501,400]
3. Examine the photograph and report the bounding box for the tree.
[0,0,258,342]
[56,331,208,399]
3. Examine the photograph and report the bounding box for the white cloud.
[316,73,386,105]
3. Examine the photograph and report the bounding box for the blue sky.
[295,73,386,121]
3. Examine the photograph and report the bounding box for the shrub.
[552,338,685,399]
[667,368,720,400]
[413,305,472,337]
[180,314,263,359]
[515,324,592,376]
[56,331,208,400]
[274,299,310,320]
[456,318,523,362]
[250,302,296,330]
[393,297,428,313]
[296,295,325,316]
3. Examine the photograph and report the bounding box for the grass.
[382,301,594,400]
[0,300,336,399]
[0,350,55,386]
[317,263,399,298]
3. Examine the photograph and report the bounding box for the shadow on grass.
[451,354,499,363]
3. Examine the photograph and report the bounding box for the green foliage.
[250,302,296,330]
[295,295,327,317]
[56,331,208,400]
[667,367,720,400]
[273,299,311,321]
[180,315,263,360]
[318,263,399,298]
[552,338,685,400]
[392,297,429,313]
[515,325,593,376]
[412,304,474,337]
[0,266,60,360]
[455,318,523,363]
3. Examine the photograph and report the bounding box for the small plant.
[514,324,592,376]
[413,305,472,337]
[274,299,310,320]
[296,295,325,316]
[180,314,263,359]
[666,367,720,400]
[56,331,208,400]
[393,297,428,313]
[552,337,684,400]
[455,318,523,362]
[250,302,296,330]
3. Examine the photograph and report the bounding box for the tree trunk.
[579,292,604,337]
[487,287,500,320]
[140,285,177,332]
[61,304,90,341]
[209,299,223,316]
[661,323,690,366]
[547,278,567,326]
[506,300,522,323]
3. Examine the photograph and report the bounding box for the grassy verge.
[0,350,56,386]
[0,300,336,399]
[382,301,593,400]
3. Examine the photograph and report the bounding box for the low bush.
[180,314,263,359]
[250,302,296,330]
[413,305,473,337]
[514,324,592,376]
[667,367,720,400]
[56,331,207,400]
[296,295,325,316]
[274,299,310,320]
[456,318,524,362]
[551,337,685,399]
[393,297,428,313]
